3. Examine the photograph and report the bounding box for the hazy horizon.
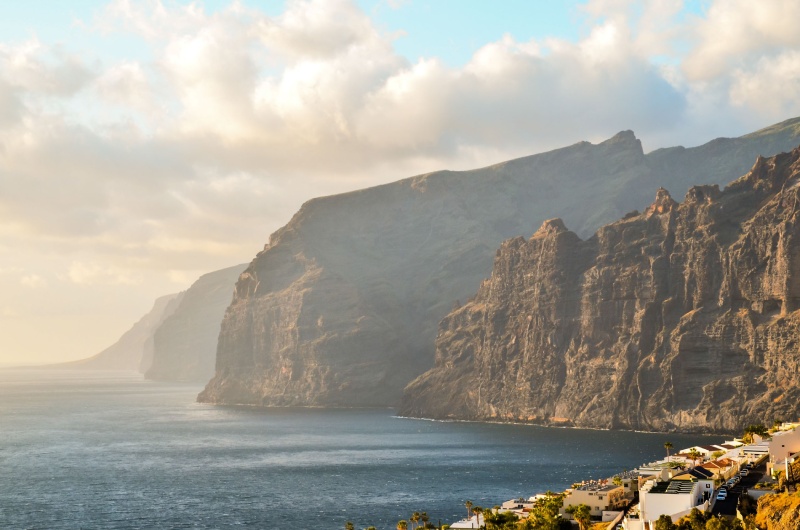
[2,0,800,365]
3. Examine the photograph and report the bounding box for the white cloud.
[20,274,47,289]
[0,39,92,96]
[684,0,800,82]
[68,261,142,285]
[3,0,798,280]
[728,51,800,117]
[94,61,156,112]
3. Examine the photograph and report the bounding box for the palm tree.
[472,506,483,528]
[465,500,473,521]
[420,512,429,527]
[565,504,591,530]
[345,522,355,530]
[411,511,420,530]
[688,448,702,467]
[664,441,674,460]
[397,520,408,530]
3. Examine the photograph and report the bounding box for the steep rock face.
[145,264,247,382]
[201,118,800,409]
[400,147,800,433]
[59,293,183,371]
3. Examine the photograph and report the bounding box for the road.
[711,461,766,517]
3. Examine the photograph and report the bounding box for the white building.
[741,439,770,458]
[501,497,534,511]
[449,513,484,529]
[768,427,800,476]
[560,482,625,520]
[500,497,535,518]
[623,469,713,528]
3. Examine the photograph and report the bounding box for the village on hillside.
[445,422,800,530]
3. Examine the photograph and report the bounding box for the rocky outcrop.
[756,494,800,530]
[399,147,800,433]
[58,293,183,371]
[200,117,800,409]
[145,264,247,382]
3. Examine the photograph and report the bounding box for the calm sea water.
[0,369,720,529]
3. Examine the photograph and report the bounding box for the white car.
[717,490,728,501]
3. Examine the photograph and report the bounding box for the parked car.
[740,469,749,476]
[717,490,728,501]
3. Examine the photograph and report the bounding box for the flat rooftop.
[648,479,696,495]
[575,482,619,492]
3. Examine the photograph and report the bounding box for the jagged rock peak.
[684,184,721,204]
[599,130,643,154]
[533,218,568,238]
[729,146,800,193]
[645,187,678,216]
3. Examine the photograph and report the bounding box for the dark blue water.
[0,369,720,529]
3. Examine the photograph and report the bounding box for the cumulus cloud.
[729,50,800,117]
[684,0,800,82]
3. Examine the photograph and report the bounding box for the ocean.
[0,369,720,529]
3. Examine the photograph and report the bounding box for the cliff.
[200,117,800,409]
[399,147,800,433]
[58,293,183,371]
[145,264,247,382]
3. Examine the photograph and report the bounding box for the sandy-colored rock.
[756,493,800,530]
[400,147,800,433]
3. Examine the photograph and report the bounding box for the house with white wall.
[768,427,800,476]
[623,469,713,528]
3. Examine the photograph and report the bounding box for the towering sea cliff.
[59,293,183,371]
[200,118,800,409]
[145,264,247,382]
[400,147,800,433]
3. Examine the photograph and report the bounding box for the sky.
[2,0,800,365]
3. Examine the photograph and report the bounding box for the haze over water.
[1,369,720,529]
